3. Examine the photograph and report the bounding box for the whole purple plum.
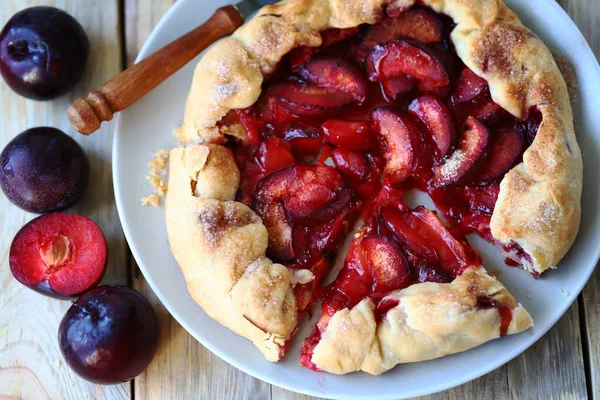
[58,285,160,384]
[0,127,89,213]
[0,6,89,100]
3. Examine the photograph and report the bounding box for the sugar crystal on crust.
[198,202,261,247]
[438,150,466,182]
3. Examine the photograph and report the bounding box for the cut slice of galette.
[299,208,532,374]
[165,0,581,372]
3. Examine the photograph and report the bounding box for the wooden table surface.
[0,0,598,399]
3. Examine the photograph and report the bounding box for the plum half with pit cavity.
[9,213,107,299]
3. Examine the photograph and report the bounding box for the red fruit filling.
[371,107,421,185]
[298,57,367,103]
[381,75,416,101]
[365,40,449,90]
[454,67,487,103]
[409,94,456,158]
[9,213,107,298]
[433,116,489,187]
[220,5,541,366]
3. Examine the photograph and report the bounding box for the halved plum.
[381,75,415,101]
[479,127,524,181]
[270,82,355,116]
[283,122,322,161]
[365,40,449,90]
[254,164,344,260]
[9,213,107,299]
[433,117,489,187]
[297,57,367,103]
[454,67,487,103]
[371,108,420,184]
[408,95,456,158]
[321,120,377,151]
[255,137,296,174]
[362,9,443,48]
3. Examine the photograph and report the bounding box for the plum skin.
[0,127,90,213]
[58,285,160,384]
[0,6,89,100]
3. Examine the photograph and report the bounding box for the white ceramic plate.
[114,0,600,398]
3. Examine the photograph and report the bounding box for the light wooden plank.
[556,0,600,396]
[124,1,271,398]
[0,1,129,399]
[507,303,587,399]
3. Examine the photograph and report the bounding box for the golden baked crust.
[310,266,532,375]
[166,0,581,369]
[166,144,310,361]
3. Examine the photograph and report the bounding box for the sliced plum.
[470,97,506,122]
[297,57,367,103]
[362,9,443,48]
[454,67,488,103]
[479,127,524,181]
[361,235,412,295]
[433,117,489,187]
[323,233,411,311]
[380,206,437,265]
[9,213,107,299]
[254,137,296,174]
[321,27,360,48]
[365,40,449,90]
[321,120,377,151]
[254,164,344,260]
[526,107,543,143]
[381,75,415,101]
[270,82,354,116]
[293,189,359,264]
[283,122,322,161]
[371,108,420,184]
[408,95,456,158]
[415,263,451,283]
[406,207,478,276]
[332,148,367,183]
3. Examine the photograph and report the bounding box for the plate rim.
[113,0,600,398]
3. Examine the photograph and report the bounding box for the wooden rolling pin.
[67,6,243,135]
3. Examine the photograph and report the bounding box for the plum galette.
[165,0,582,374]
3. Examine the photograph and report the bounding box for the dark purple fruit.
[0,6,89,100]
[0,127,89,213]
[58,285,160,384]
